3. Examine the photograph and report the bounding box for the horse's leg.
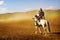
[47,21,50,33]
[46,26,50,33]
[35,26,37,34]
[34,21,38,34]
[38,27,42,34]
[42,25,47,35]
[35,26,42,34]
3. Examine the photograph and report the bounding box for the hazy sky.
[0,0,60,13]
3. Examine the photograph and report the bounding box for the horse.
[32,15,50,35]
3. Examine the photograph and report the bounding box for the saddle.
[38,16,45,22]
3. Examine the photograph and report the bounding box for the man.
[39,8,44,18]
[37,8,45,21]
[33,8,45,21]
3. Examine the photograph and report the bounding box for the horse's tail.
[47,21,51,32]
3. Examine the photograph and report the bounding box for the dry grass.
[0,10,60,40]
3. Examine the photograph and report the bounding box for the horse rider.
[32,8,45,26]
[36,8,45,21]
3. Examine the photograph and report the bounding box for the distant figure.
[38,8,45,19]
[33,8,45,22]
[35,8,45,22]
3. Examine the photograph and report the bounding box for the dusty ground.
[0,34,60,40]
[0,20,60,40]
[0,10,60,40]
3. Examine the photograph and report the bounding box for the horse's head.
[35,15,39,19]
